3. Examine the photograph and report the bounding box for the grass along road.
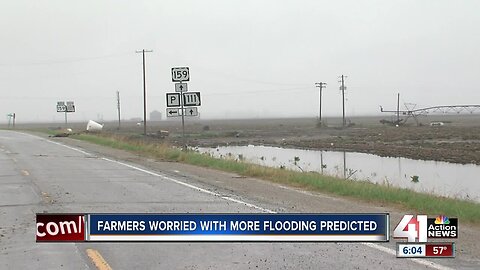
[58,132,480,225]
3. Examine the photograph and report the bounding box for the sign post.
[167,67,201,148]
[57,101,75,125]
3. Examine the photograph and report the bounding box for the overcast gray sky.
[1,0,479,123]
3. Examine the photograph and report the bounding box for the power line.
[0,51,133,67]
[204,86,312,96]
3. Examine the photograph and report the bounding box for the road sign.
[166,93,181,107]
[57,101,65,112]
[183,107,198,116]
[166,108,180,117]
[66,101,75,112]
[183,92,201,106]
[57,101,75,112]
[172,67,189,82]
[57,105,66,112]
[175,83,188,92]
[166,107,198,117]
[57,100,75,124]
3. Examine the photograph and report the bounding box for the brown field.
[6,114,480,165]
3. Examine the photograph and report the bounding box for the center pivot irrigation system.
[380,93,480,125]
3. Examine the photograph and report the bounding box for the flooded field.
[198,145,480,202]
[11,116,480,201]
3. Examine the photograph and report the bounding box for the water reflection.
[198,145,480,202]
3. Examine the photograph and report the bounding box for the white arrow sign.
[175,83,188,92]
[166,107,198,117]
[166,108,180,117]
[183,107,198,116]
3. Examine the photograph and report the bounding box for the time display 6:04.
[397,244,426,257]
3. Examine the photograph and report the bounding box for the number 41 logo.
[393,215,428,242]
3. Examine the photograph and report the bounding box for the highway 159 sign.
[172,67,189,82]
[57,101,66,112]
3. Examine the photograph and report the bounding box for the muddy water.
[198,145,480,202]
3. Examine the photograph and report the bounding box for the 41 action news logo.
[393,215,458,242]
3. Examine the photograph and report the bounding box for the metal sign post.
[167,67,201,149]
[180,85,185,146]
[57,101,75,126]
[171,67,191,146]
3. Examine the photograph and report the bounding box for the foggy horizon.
[1,0,479,123]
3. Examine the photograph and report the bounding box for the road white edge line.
[101,157,276,214]
[45,139,93,156]
[35,134,452,270]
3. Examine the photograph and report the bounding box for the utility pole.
[396,92,400,125]
[116,91,121,130]
[136,49,153,135]
[338,75,347,127]
[315,82,327,125]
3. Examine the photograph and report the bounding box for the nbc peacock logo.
[434,215,450,225]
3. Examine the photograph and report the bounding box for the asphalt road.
[0,130,474,269]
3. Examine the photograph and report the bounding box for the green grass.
[68,133,480,224]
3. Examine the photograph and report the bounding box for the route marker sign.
[168,66,200,146]
[57,101,66,112]
[183,92,201,106]
[183,107,198,116]
[166,93,181,107]
[175,83,188,92]
[166,107,198,117]
[166,108,180,117]
[57,100,75,124]
[171,67,189,82]
[66,101,75,112]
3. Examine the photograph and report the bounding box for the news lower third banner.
[36,213,389,242]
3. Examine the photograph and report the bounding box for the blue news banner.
[87,214,389,242]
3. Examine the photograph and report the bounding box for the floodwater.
[197,145,480,202]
